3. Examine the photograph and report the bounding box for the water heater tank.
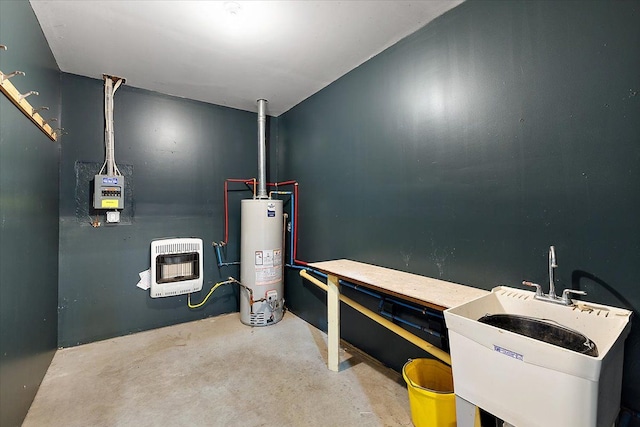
[240,199,284,326]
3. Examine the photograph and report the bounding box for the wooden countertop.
[309,259,488,311]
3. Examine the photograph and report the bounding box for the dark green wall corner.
[58,75,264,347]
[0,1,61,426]
[280,0,640,411]
[2,1,640,425]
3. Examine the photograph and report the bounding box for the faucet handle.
[522,281,543,297]
[561,289,586,305]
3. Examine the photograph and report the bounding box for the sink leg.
[455,395,481,427]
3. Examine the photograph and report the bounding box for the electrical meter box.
[93,174,124,209]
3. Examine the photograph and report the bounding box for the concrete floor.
[24,312,413,427]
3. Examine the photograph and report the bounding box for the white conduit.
[100,77,123,177]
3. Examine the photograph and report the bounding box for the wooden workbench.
[308,259,489,371]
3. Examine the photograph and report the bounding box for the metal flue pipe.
[257,99,268,198]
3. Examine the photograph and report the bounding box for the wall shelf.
[0,69,57,141]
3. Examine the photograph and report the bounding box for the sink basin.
[444,286,632,427]
[477,313,598,357]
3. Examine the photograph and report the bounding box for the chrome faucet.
[522,245,586,306]
[548,245,557,298]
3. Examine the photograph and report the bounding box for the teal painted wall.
[3,0,639,422]
[58,74,272,347]
[280,0,640,410]
[0,1,61,426]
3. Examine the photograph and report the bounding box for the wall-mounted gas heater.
[150,238,203,298]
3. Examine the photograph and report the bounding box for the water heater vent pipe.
[257,99,268,199]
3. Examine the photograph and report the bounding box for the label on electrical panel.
[101,199,119,208]
[267,203,276,217]
[255,248,282,285]
[102,177,119,185]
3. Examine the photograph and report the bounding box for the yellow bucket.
[402,358,456,427]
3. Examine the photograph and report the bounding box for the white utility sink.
[444,286,632,427]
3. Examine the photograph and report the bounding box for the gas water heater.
[239,99,285,326]
[240,199,284,326]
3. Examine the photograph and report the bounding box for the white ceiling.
[30,0,463,116]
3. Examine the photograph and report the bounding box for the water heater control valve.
[266,290,278,303]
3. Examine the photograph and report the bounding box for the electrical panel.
[93,174,124,209]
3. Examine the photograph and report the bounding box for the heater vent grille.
[150,238,203,298]
[154,241,201,255]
